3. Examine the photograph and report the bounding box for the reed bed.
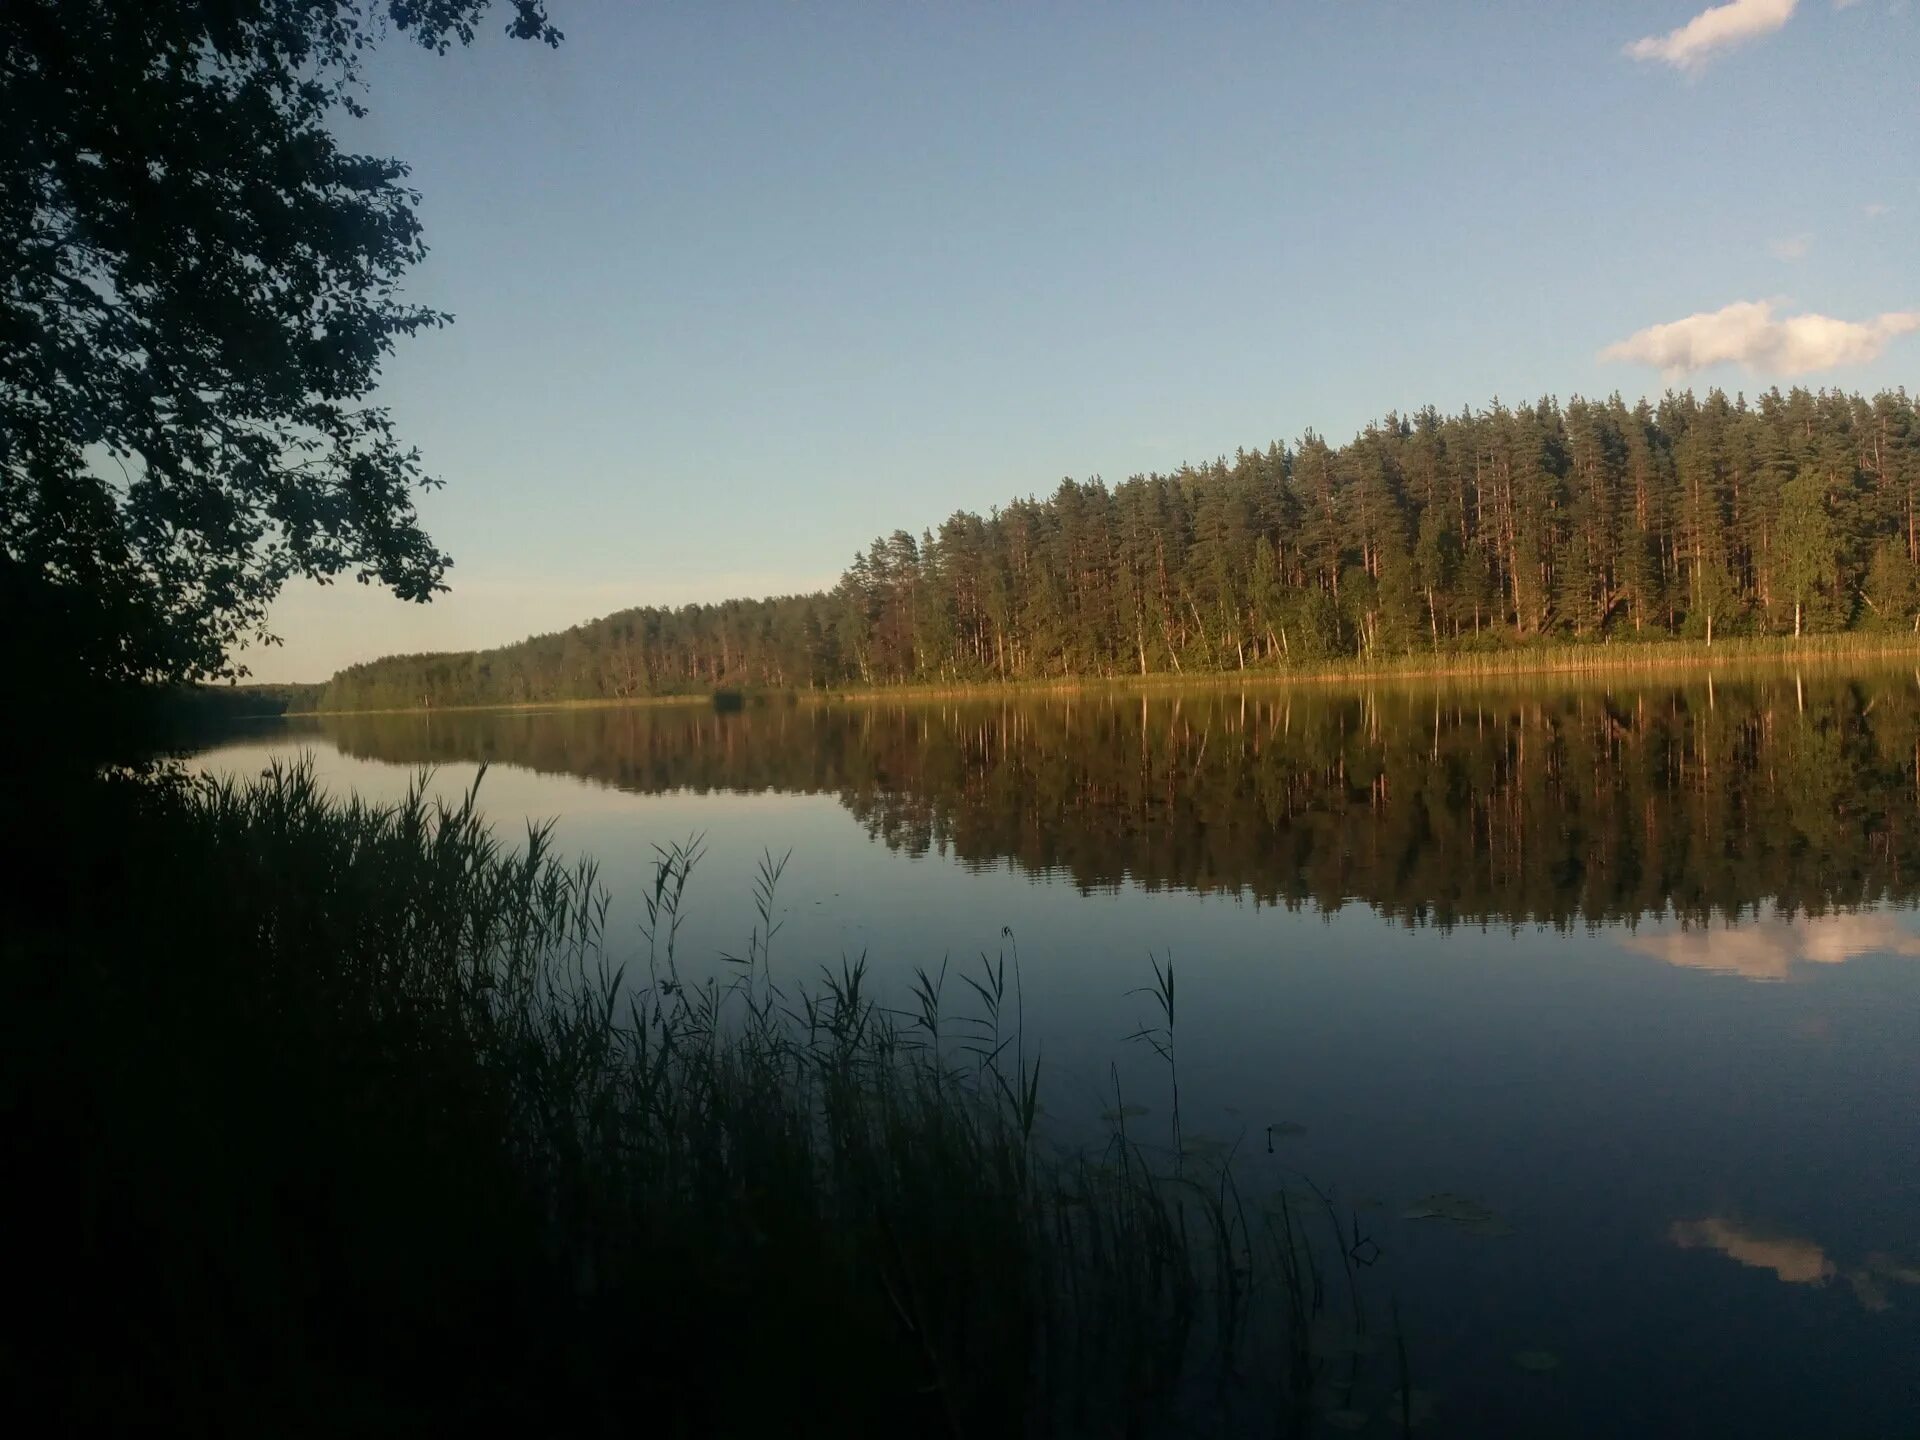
[14,761,1404,1437]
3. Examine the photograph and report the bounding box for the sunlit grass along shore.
[17,762,1398,1436]
[807,633,1920,700]
[277,631,1920,717]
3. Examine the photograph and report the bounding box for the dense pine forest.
[320,387,1920,709]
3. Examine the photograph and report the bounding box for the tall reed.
[18,760,1404,1436]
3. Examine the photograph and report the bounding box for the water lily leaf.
[1324,1409,1369,1432]
[1268,1120,1309,1137]
[1099,1105,1151,1122]
[1512,1349,1560,1374]
[1181,1133,1230,1155]
[1402,1192,1506,1231]
[1461,1217,1515,1238]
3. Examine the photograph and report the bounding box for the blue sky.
[248,0,1919,681]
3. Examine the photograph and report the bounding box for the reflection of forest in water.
[310,671,1920,928]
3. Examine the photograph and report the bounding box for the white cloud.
[1599,300,1920,379]
[1864,201,1892,217]
[1626,0,1798,70]
[1768,234,1811,260]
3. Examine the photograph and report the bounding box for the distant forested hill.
[320,387,1920,711]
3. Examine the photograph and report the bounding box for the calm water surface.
[193,670,1920,1438]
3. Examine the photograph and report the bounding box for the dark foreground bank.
[7,763,1396,1437]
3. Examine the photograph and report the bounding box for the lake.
[192,668,1920,1438]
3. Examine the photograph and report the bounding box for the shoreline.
[286,635,1920,718]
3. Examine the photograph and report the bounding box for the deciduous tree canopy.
[1,0,558,685]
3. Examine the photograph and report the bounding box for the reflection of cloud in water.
[1848,1256,1920,1313]
[1670,1217,1920,1311]
[1670,1217,1835,1285]
[1622,912,1920,982]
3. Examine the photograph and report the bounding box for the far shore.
[281,633,1920,719]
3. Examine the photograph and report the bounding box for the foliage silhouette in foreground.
[2,1,559,684]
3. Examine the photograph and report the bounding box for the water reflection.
[303,670,1920,928]
[1670,1217,1920,1312]
[1621,913,1920,982]
[199,674,1920,1436]
[1670,1217,1838,1285]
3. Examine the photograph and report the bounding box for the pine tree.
[1863,538,1918,631]
[313,387,1920,709]
[1775,471,1837,636]
[1413,503,1459,646]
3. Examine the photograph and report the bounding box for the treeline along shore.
[312,387,1920,711]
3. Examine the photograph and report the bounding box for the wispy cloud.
[1864,201,1892,217]
[1626,0,1798,70]
[1768,234,1812,260]
[1600,300,1920,379]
